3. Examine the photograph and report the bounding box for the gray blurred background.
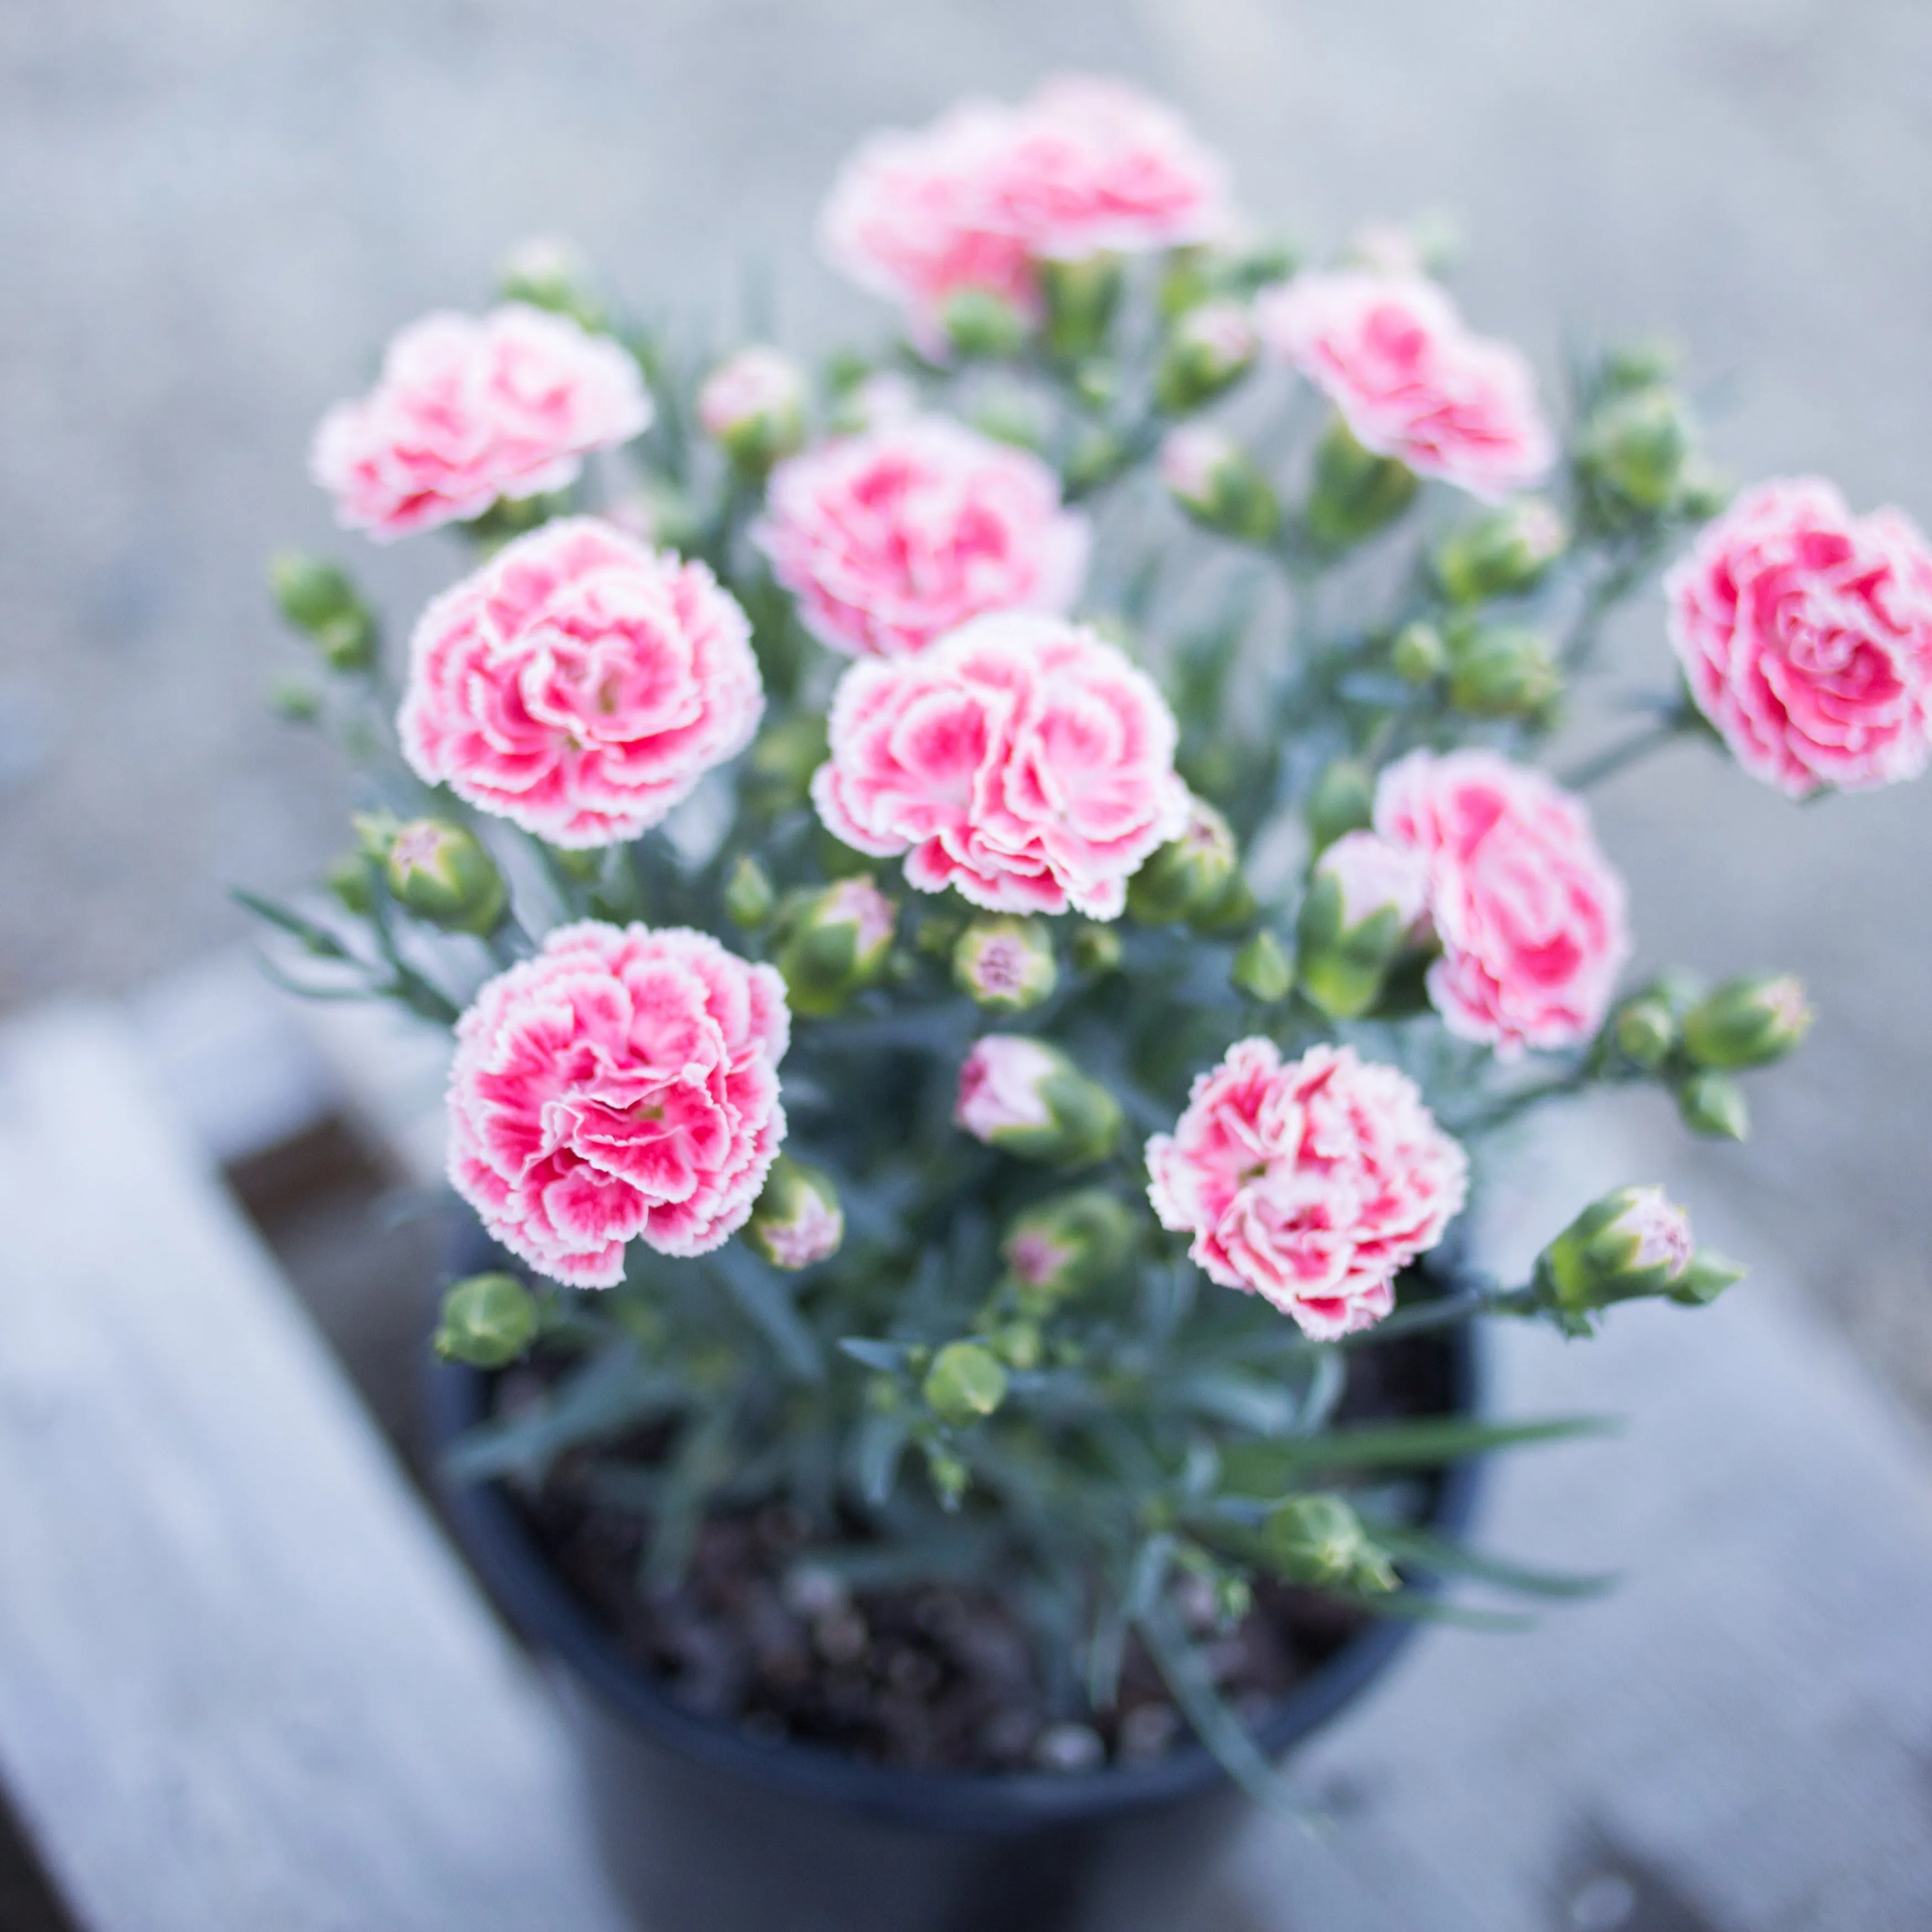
[3,0,1930,1412]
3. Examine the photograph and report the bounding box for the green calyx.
[384,820,508,935]
[1127,799,1239,926]
[1445,619,1562,720]
[1433,499,1567,605]
[923,1341,1010,1426]
[1261,1494,1398,1592]
[434,1273,539,1368]
[1681,974,1813,1070]
[1305,417,1418,550]
[1000,1187,1137,1306]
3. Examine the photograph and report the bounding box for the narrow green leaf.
[1219,1414,1616,1495]
[1373,1525,1618,1599]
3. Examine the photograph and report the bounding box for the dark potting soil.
[510,1328,1455,1777]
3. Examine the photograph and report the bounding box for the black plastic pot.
[424,1253,1482,1932]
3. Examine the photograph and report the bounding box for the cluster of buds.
[270,552,376,673]
[1610,972,1813,1141]
[1530,1186,1744,1335]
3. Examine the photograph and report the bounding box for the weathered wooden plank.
[0,1005,632,1932]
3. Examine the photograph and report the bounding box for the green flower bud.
[496,236,605,328]
[1583,386,1692,512]
[1665,1250,1747,1308]
[1532,1184,1695,1329]
[926,1448,971,1509]
[1153,300,1258,414]
[1391,620,1448,685]
[775,876,897,1017]
[697,347,807,472]
[268,676,323,724]
[1262,1495,1398,1593]
[1446,620,1562,720]
[1601,338,1678,393]
[434,1272,538,1368]
[922,1341,1009,1426]
[270,553,376,672]
[1433,499,1568,605]
[990,1321,1043,1371]
[1069,921,1123,975]
[1039,255,1123,363]
[1231,928,1294,1004]
[1305,757,1376,852]
[744,1156,844,1270]
[1063,427,1126,494]
[1000,1187,1137,1305]
[1677,1069,1750,1141]
[958,1035,1122,1169]
[722,854,776,929]
[1159,427,1280,544]
[1295,830,1429,1021]
[970,386,1051,454]
[744,714,831,818]
[1305,417,1419,550]
[326,851,376,917]
[1682,974,1813,1070]
[385,820,508,935]
[953,917,1058,1013]
[941,288,1031,360]
[1674,461,1735,522]
[1127,796,1239,925]
[1613,993,1678,1070]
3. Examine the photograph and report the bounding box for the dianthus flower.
[447,922,790,1286]
[812,613,1189,917]
[312,305,649,539]
[1147,1041,1467,1337]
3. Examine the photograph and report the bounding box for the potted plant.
[249,74,1911,1932]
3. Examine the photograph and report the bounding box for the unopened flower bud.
[1001,1187,1136,1305]
[1433,499,1567,605]
[941,288,1030,360]
[1602,338,1678,393]
[1127,795,1240,925]
[385,820,508,935]
[744,1155,844,1270]
[776,876,896,1017]
[956,1035,1122,1168]
[971,385,1051,453]
[1039,254,1124,362]
[1682,974,1813,1070]
[1305,417,1418,550]
[434,1272,538,1368]
[1446,620,1562,720]
[1262,1495,1398,1593]
[1160,427,1281,544]
[1230,929,1294,1004]
[953,917,1058,1013]
[1583,386,1692,512]
[496,236,605,328]
[1613,993,1678,1070]
[922,1341,1009,1426]
[697,347,806,471]
[1153,300,1258,414]
[270,553,375,672]
[1296,830,1430,1021]
[1532,1185,1694,1329]
[1677,1069,1750,1141]
[326,851,376,916]
[1069,921,1123,975]
[1305,757,1375,852]
[268,676,323,724]
[1674,460,1734,522]
[722,854,776,928]
[1391,620,1448,685]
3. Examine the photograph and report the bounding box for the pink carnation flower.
[759,417,1089,660]
[399,517,763,848]
[812,612,1189,918]
[1256,271,1553,501]
[1147,1041,1467,1338]
[1664,477,1932,796]
[447,922,790,1287]
[311,305,650,540]
[1374,749,1630,1056]
[820,77,1230,342]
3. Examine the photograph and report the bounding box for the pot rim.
[423,1304,1483,1835]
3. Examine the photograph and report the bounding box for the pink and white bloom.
[1316,829,1431,933]
[820,77,1230,342]
[1256,272,1553,501]
[1147,1041,1468,1338]
[697,347,806,457]
[311,305,650,540]
[1374,749,1630,1056]
[956,1034,1060,1141]
[759,417,1089,660]
[447,922,790,1287]
[399,518,763,848]
[1664,476,1932,796]
[812,612,1189,917]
